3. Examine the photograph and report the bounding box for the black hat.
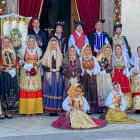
[114,24,122,30]
[55,21,65,27]
[113,81,119,86]
[74,21,85,26]
[94,19,105,24]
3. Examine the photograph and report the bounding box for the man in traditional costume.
[68,21,89,55]
[88,19,110,56]
[49,21,68,57]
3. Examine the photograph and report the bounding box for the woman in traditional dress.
[19,35,43,116]
[96,44,112,111]
[0,36,20,118]
[105,82,139,124]
[80,45,101,113]
[62,45,82,99]
[52,83,106,129]
[41,38,63,115]
[111,44,131,109]
[129,46,140,112]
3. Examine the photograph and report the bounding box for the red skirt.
[112,69,131,94]
[52,112,107,130]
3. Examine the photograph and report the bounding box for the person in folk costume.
[52,83,107,129]
[62,45,82,99]
[110,24,132,59]
[105,82,139,124]
[0,36,20,118]
[88,19,110,56]
[111,44,132,109]
[19,35,43,116]
[129,46,140,112]
[49,21,68,57]
[28,18,47,56]
[68,21,89,56]
[41,38,63,116]
[96,44,113,113]
[80,45,101,114]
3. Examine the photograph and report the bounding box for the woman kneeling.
[105,82,139,124]
[52,83,106,129]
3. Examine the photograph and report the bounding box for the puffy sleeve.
[62,96,71,112]
[84,35,89,45]
[93,56,101,75]
[120,95,127,111]
[105,37,109,44]
[82,96,90,112]
[105,93,115,109]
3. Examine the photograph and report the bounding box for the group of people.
[0,17,140,129]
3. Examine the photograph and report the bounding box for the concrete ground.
[0,112,140,140]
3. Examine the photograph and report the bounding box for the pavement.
[0,112,140,140]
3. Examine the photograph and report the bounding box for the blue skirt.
[43,72,63,112]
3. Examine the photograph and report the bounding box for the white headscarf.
[112,82,124,97]
[41,37,63,84]
[129,53,140,72]
[18,35,42,60]
[112,44,130,78]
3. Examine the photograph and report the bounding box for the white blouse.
[62,95,90,113]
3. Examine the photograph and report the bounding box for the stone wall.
[121,0,140,55]
[102,0,114,38]
[7,0,18,14]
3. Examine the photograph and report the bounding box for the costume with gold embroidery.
[52,83,107,129]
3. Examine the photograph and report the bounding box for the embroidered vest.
[73,32,86,50]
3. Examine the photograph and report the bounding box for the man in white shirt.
[68,21,89,55]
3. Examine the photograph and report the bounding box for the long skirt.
[0,71,19,112]
[131,75,140,112]
[43,72,63,112]
[81,74,97,109]
[52,110,107,129]
[106,108,139,124]
[19,68,43,114]
[112,69,132,109]
[96,73,112,108]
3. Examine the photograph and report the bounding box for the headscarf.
[41,37,63,84]
[63,45,79,67]
[2,36,16,59]
[112,44,130,78]
[18,35,42,59]
[112,82,124,96]
[81,45,92,58]
[112,44,129,68]
[68,83,84,99]
[129,53,140,72]
[96,44,112,63]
